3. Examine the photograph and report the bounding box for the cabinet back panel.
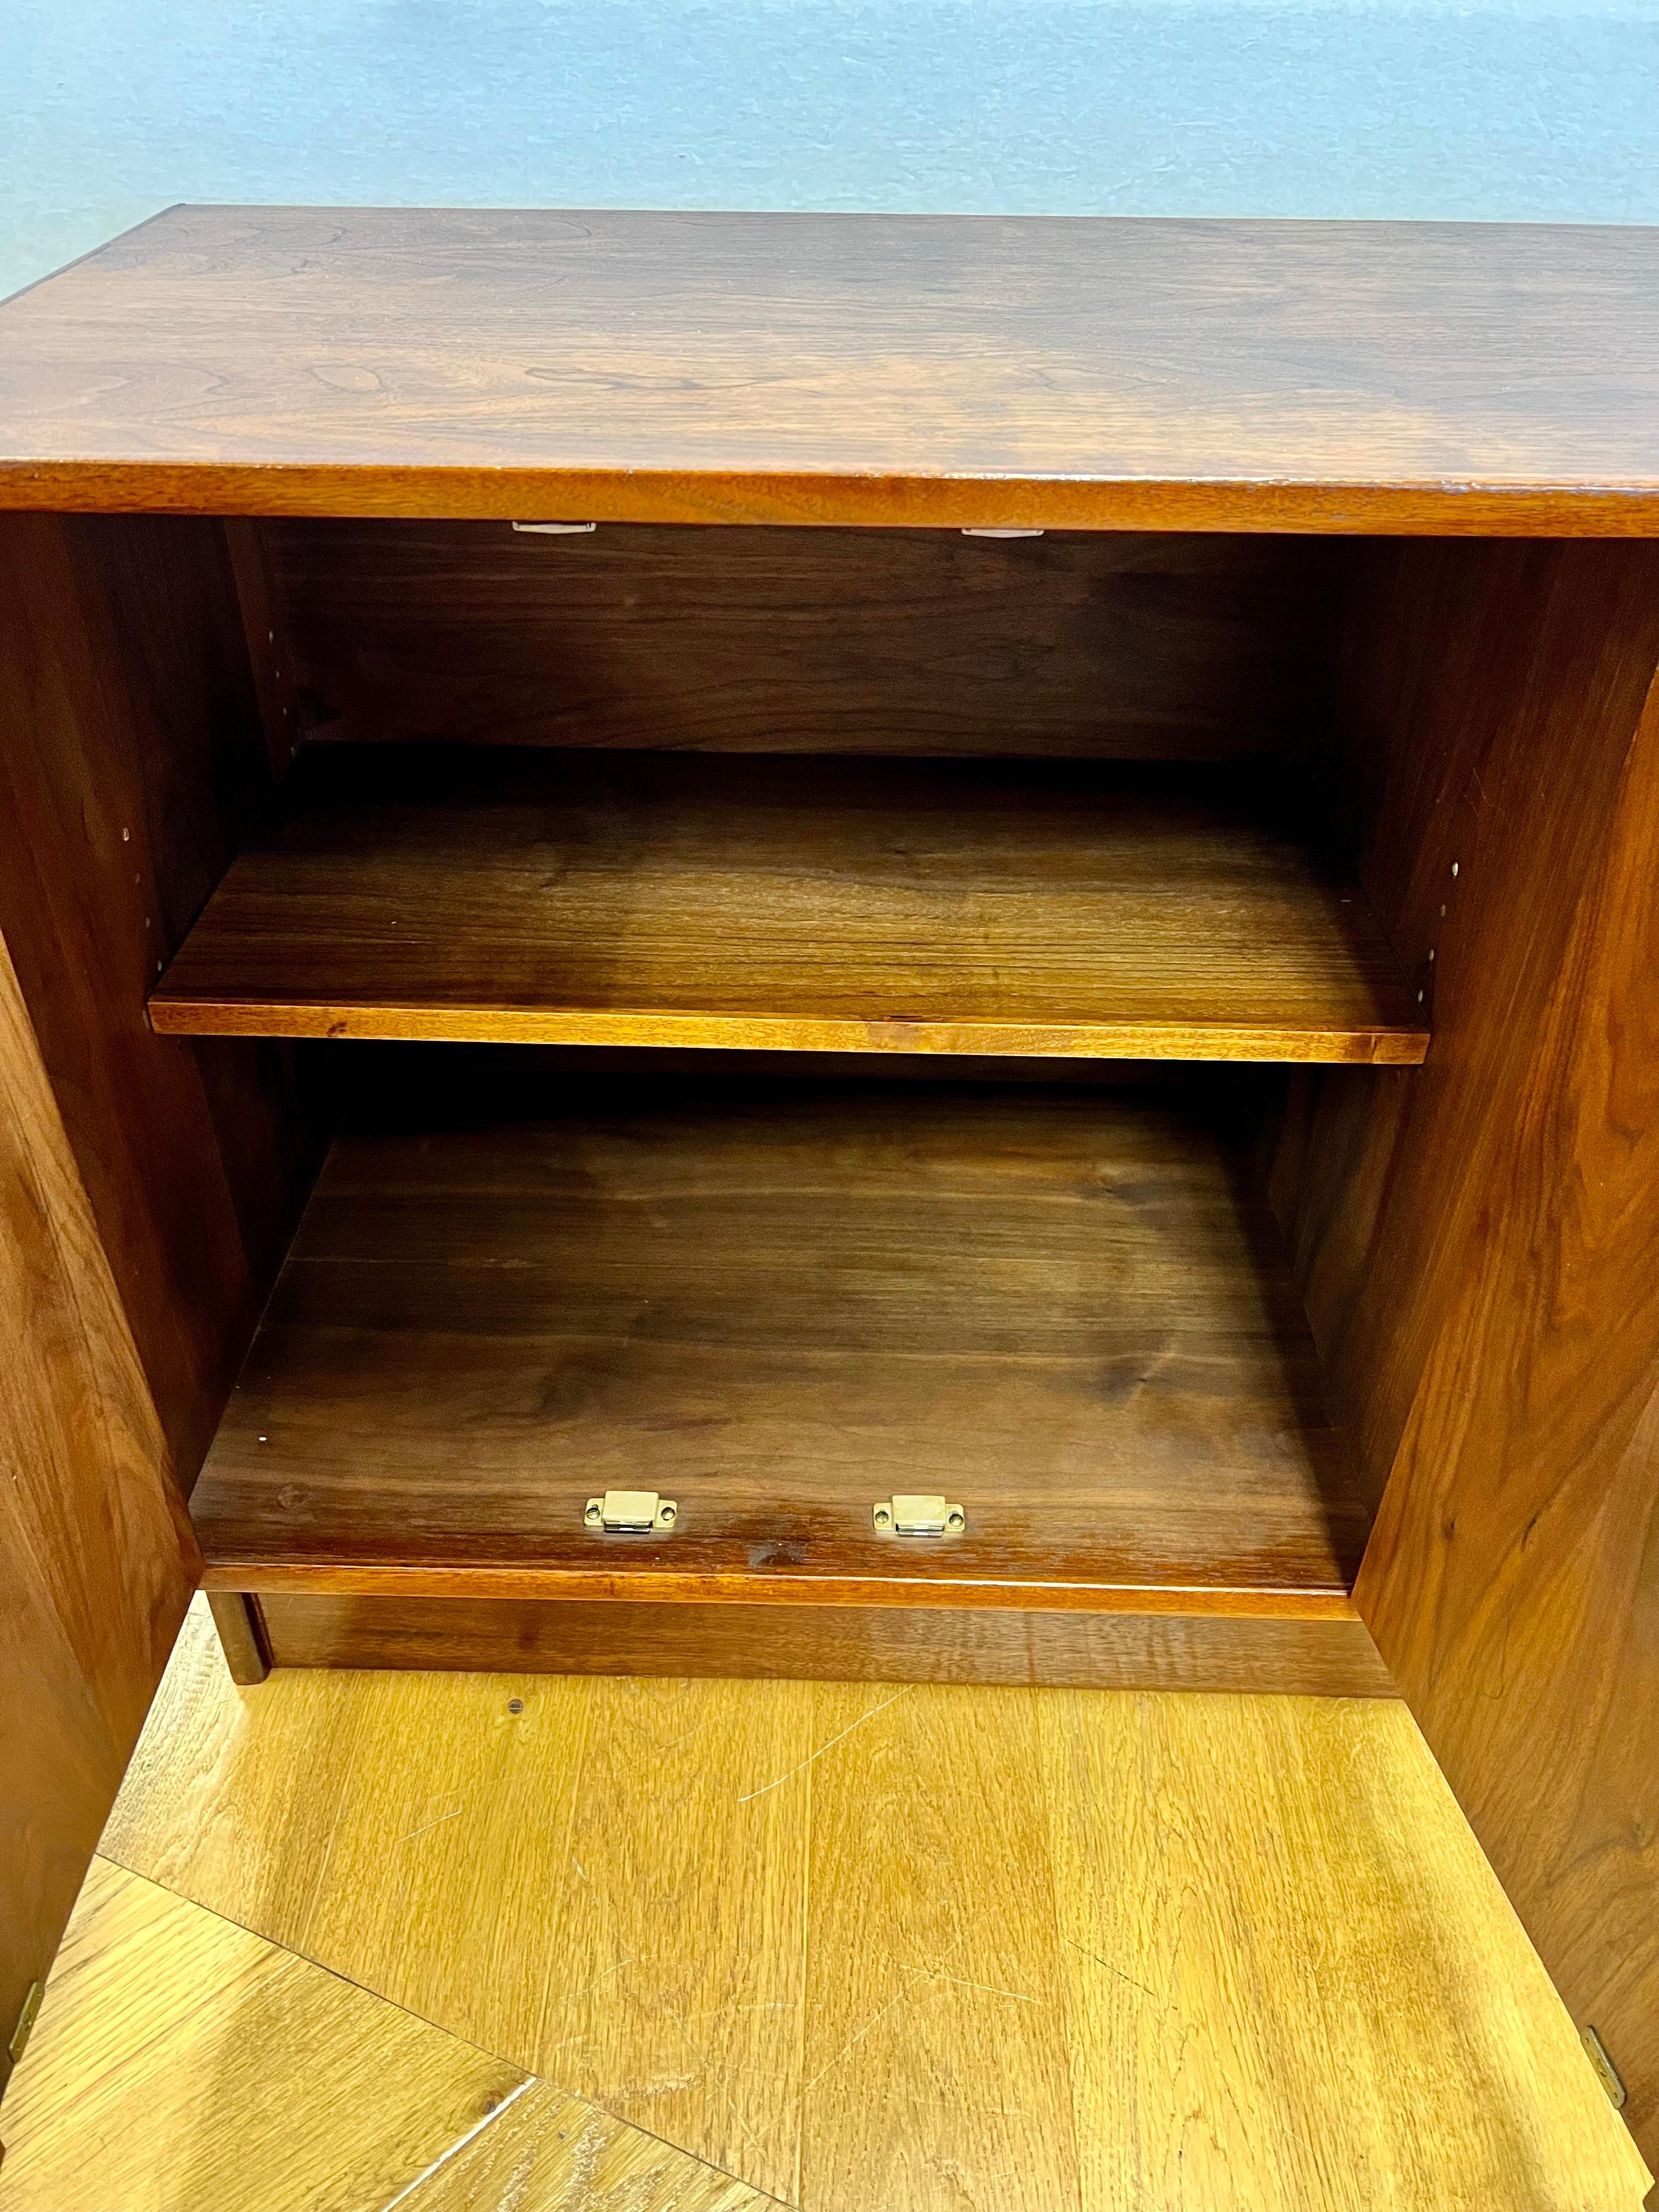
[267,522,1338,760]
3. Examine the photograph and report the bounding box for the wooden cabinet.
[1,207,1656,2162]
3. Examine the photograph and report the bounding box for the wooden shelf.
[4,207,1658,532]
[191,1085,1371,1617]
[151,748,1426,1064]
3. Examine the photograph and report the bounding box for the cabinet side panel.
[0,924,196,2103]
[1276,537,1659,2160]
[1358,676,1659,2160]
[1282,541,1659,1508]
[0,512,320,1485]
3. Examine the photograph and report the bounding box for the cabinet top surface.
[2,205,1658,532]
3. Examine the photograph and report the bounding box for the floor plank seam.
[88,1852,796,2209]
[374,2076,538,2211]
[86,1854,529,2075]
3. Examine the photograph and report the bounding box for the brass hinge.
[873,1494,966,1537]
[1579,2025,1627,2109]
[7,1981,43,2070]
[584,1489,677,1533]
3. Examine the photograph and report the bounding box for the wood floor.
[1,1598,1649,2211]
[0,1859,768,2212]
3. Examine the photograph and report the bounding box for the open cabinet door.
[0,509,315,2119]
[0,924,197,2108]
[1274,537,1659,2168]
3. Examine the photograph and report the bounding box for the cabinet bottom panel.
[249,1592,1397,1696]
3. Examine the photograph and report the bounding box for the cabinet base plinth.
[246,1592,1396,1697]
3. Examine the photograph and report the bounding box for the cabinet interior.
[0,514,1470,1689]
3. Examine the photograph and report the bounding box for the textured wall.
[6,0,1659,299]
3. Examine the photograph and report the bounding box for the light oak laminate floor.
[0,1857,771,2212]
[2,1599,1647,2211]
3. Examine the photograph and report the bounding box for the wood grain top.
[150,748,1427,1063]
[3,206,1658,531]
[190,1085,1369,1613]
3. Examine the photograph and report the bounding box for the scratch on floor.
[400,1803,465,1843]
[575,1950,634,2001]
[491,2137,539,2212]
[800,1984,914,2096]
[736,1688,911,1803]
[900,1963,1040,2005]
[602,2070,702,2098]
[656,1996,720,2090]
[1062,1937,1158,2001]
[302,1801,345,1938]
[375,2075,536,2211]
[869,2090,1035,2121]
[722,2081,772,2162]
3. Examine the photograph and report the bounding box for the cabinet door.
[1276,538,1659,2166]
[0,926,197,2106]
[0,509,311,2115]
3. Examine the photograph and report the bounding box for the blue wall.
[7,0,1658,298]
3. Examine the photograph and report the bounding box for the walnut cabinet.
[1,207,1657,2163]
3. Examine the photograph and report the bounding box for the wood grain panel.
[102,1600,1646,2211]
[0,929,196,2102]
[189,1086,1371,1615]
[255,1592,1397,1694]
[0,511,320,1482]
[3,208,1659,532]
[1038,1693,1652,2212]
[1273,537,1659,2164]
[1280,541,1659,1510]
[151,749,1426,1064]
[222,518,303,782]
[267,520,1335,759]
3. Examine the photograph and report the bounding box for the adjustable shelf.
[150,748,1427,1064]
[192,1082,1386,1688]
